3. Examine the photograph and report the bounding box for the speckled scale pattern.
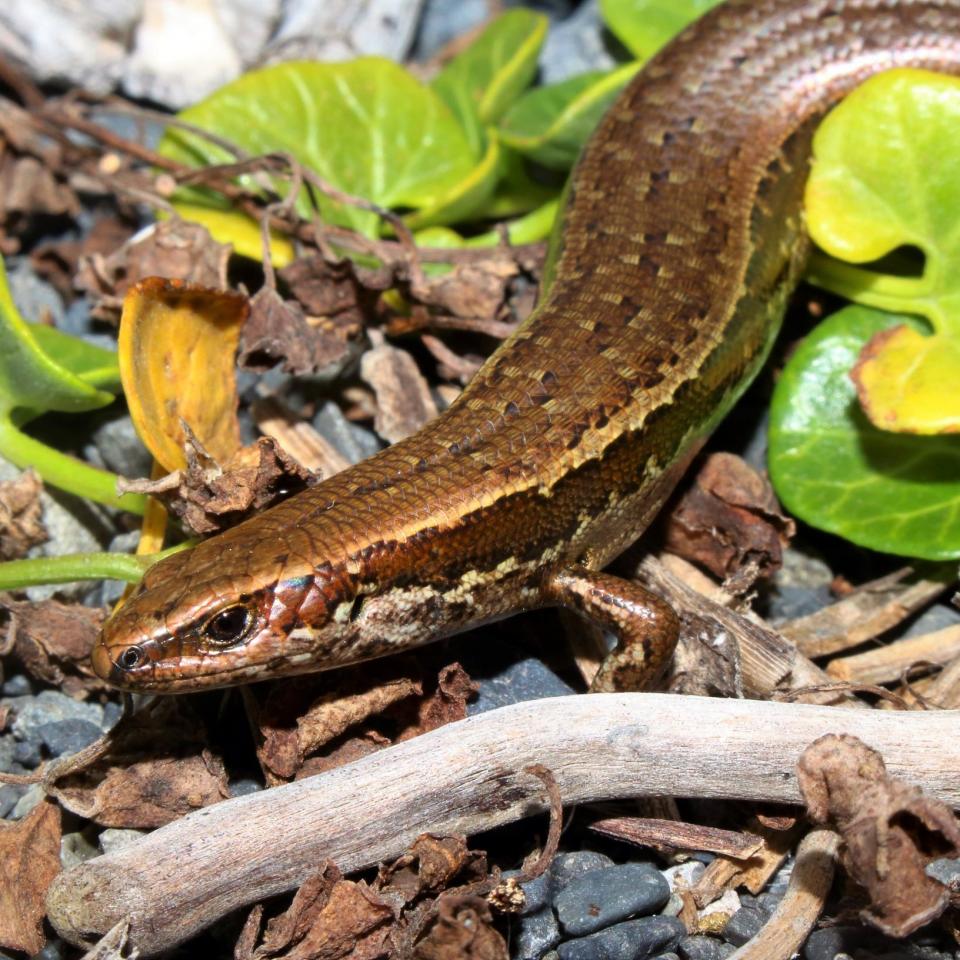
[96,0,960,689]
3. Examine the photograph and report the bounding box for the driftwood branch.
[47,693,960,956]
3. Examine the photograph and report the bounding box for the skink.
[92,0,960,692]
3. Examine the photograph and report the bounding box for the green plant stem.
[0,415,146,515]
[0,541,194,590]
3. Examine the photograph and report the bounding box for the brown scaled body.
[93,0,960,691]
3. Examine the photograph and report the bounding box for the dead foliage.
[236,833,504,960]
[0,596,108,696]
[0,468,46,560]
[360,337,439,443]
[663,453,795,592]
[52,698,229,827]
[76,218,231,321]
[120,433,315,535]
[0,798,61,954]
[798,733,960,936]
[251,660,477,783]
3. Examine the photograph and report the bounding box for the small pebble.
[13,738,43,768]
[99,828,146,854]
[804,926,876,960]
[557,915,685,960]
[515,904,561,960]
[37,718,103,757]
[555,863,670,936]
[662,861,705,892]
[61,830,101,868]
[679,935,736,960]
[550,851,615,892]
[0,736,15,773]
[0,783,26,818]
[660,893,684,917]
[33,940,65,960]
[90,412,154,479]
[1,674,32,697]
[11,782,44,819]
[9,690,105,739]
[698,889,740,930]
[229,778,264,798]
[312,400,382,464]
[721,905,767,946]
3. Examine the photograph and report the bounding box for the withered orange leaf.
[119,277,248,473]
[799,733,960,937]
[0,798,62,954]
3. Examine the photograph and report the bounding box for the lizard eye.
[202,605,253,646]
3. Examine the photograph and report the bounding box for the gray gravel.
[469,655,576,714]
[515,904,562,960]
[557,915,685,960]
[679,935,736,960]
[555,863,670,937]
[36,717,104,757]
[721,905,767,947]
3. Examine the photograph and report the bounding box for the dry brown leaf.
[798,733,960,936]
[412,897,507,960]
[76,219,231,321]
[397,663,477,742]
[279,253,372,329]
[421,259,517,321]
[0,798,62,954]
[663,453,794,590]
[1,596,108,696]
[0,468,46,560]
[0,154,79,228]
[239,285,355,376]
[255,864,342,958]
[360,338,438,443]
[54,699,229,828]
[122,435,314,536]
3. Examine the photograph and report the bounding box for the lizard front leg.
[544,565,679,692]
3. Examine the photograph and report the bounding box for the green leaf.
[499,63,641,170]
[768,306,960,561]
[0,254,144,514]
[805,69,960,433]
[0,256,115,418]
[431,9,548,158]
[599,0,722,60]
[160,58,477,237]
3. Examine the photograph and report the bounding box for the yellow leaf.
[119,278,248,472]
[851,324,960,434]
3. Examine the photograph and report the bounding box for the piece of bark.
[0,798,61,954]
[727,829,838,960]
[251,395,351,478]
[0,468,46,560]
[779,567,952,659]
[798,733,960,937]
[663,453,794,590]
[360,335,439,443]
[590,818,764,859]
[1,596,108,697]
[923,654,960,709]
[412,897,507,960]
[636,555,862,706]
[46,694,960,955]
[826,624,960,685]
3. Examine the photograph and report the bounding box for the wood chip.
[826,624,960,684]
[779,567,952,659]
[590,818,764,859]
[252,395,351,477]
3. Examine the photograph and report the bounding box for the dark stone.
[229,778,263,798]
[550,851,616,892]
[556,915,685,960]
[470,656,576,714]
[515,905,561,960]
[555,863,670,936]
[803,926,887,960]
[679,935,736,960]
[37,718,103,757]
[722,905,767,946]
[13,738,42,768]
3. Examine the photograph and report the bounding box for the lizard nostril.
[118,645,145,670]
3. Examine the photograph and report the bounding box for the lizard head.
[91,529,353,692]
